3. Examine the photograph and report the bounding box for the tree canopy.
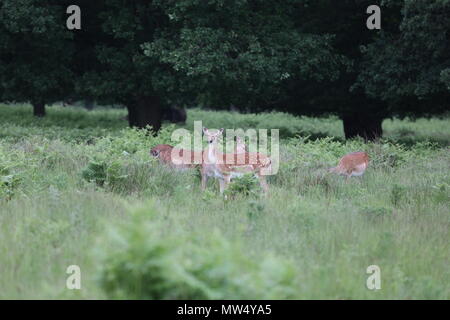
[0,0,448,138]
[356,0,450,117]
[144,0,345,111]
[0,0,74,116]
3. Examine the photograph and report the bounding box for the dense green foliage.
[144,0,344,110]
[356,0,450,116]
[0,105,449,299]
[98,205,297,299]
[0,0,73,115]
[1,1,448,138]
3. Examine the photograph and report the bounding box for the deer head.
[150,144,173,158]
[203,127,224,145]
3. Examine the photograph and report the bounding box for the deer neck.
[206,141,219,164]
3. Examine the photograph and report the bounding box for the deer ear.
[219,128,224,134]
[202,127,208,133]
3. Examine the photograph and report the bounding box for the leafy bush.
[224,173,262,198]
[82,161,108,186]
[0,172,21,200]
[105,161,128,189]
[97,202,298,299]
[82,156,196,196]
[390,184,407,207]
[0,148,22,200]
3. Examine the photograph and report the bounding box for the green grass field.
[0,104,449,299]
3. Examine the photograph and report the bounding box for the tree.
[72,0,171,132]
[142,0,395,139]
[144,0,346,113]
[0,0,74,116]
[2,0,447,138]
[72,0,344,132]
[277,0,404,140]
[144,0,424,140]
[355,0,450,118]
[286,0,449,139]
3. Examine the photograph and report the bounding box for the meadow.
[0,104,449,299]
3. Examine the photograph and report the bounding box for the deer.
[329,151,370,179]
[151,137,245,162]
[235,136,247,154]
[201,127,271,195]
[150,144,201,171]
[150,144,173,159]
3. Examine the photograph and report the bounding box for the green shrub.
[82,161,108,186]
[224,173,262,198]
[390,184,407,207]
[0,148,23,200]
[81,156,197,196]
[0,172,21,200]
[97,202,298,299]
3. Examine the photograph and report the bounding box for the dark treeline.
[0,0,448,139]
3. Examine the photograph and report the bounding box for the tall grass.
[1,104,449,144]
[0,103,449,299]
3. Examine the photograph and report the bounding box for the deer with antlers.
[201,128,271,195]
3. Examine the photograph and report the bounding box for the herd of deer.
[150,128,370,196]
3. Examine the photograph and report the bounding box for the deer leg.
[219,178,226,194]
[223,175,232,200]
[200,168,208,191]
[225,175,231,189]
[220,175,231,193]
[258,174,269,195]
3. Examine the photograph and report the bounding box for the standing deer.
[329,151,370,179]
[201,128,271,195]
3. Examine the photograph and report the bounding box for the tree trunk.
[126,103,139,127]
[84,99,94,110]
[33,102,46,117]
[163,106,187,123]
[127,96,163,134]
[342,113,383,141]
